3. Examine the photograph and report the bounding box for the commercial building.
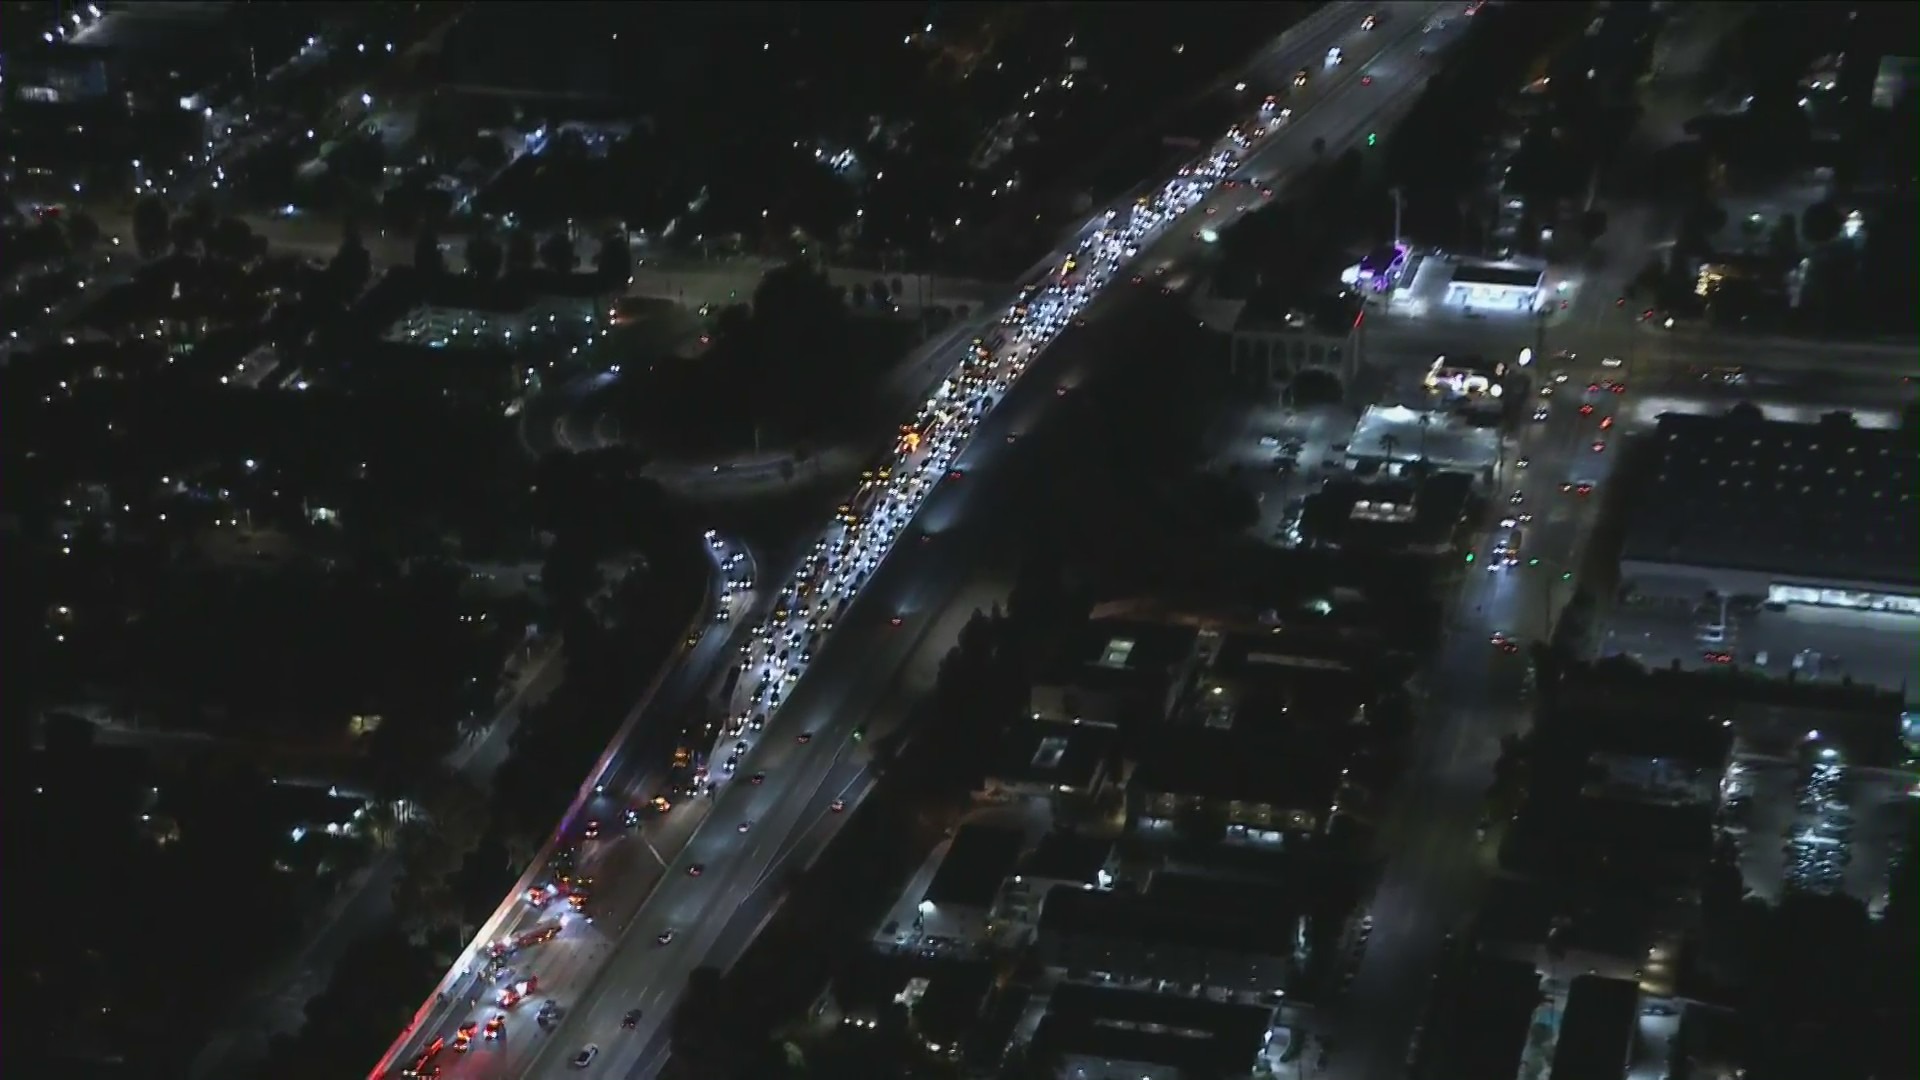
[1029,619,1201,731]
[1548,975,1640,1080]
[1127,633,1368,842]
[819,953,994,1062]
[1034,874,1304,996]
[1444,260,1545,312]
[983,720,1117,802]
[1301,471,1477,555]
[918,824,1026,945]
[380,274,603,353]
[1028,983,1278,1080]
[1618,413,1919,614]
[1413,956,1542,1080]
[1227,288,1365,397]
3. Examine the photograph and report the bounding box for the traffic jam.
[394,30,1345,1080]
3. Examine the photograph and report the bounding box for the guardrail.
[366,542,727,1080]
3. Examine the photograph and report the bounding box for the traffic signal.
[1528,558,1540,567]
[1561,572,1573,581]
[1366,132,1377,146]
[1464,552,1476,563]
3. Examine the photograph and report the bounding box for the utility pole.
[1389,186,1404,251]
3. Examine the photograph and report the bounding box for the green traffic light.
[1367,132,1377,146]
[1528,558,1540,567]
[1561,572,1573,581]
[1465,552,1476,563]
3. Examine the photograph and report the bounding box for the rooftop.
[1029,983,1273,1077]
[1420,955,1542,1080]
[1019,832,1115,888]
[991,720,1114,794]
[923,824,1025,910]
[1037,874,1302,961]
[1620,412,1918,588]
[1235,285,1363,337]
[1042,618,1200,690]
[1548,975,1640,1080]
[1450,260,1546,288]
[829,952,995,1050]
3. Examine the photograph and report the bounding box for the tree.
[466,230,503,279]
[539,231,578,274]
[1801,200,1842,246]
[414,227,446,276]
[1768,212,1800,263]
[66,211,102,254]
[132,196,169,258]
[169,215,201,255]
[506,228,537,276]
[330,232,373,293]
[540,530,604,615]
[594,232,631,286]
[850,281,868,307]
[209,217,254,261]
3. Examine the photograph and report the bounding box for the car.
[484,1014,506,1041]
[830,798,847,812]
[1360,75,1373,86]
[797,731,813,743]
[622,807,640,828]
[1578,403,1595,416]
[738,820,754,833]
[1600,355,1623,368]
[1362,13,1377,29]
[1599,415,1614,431]
[1294,68,1310,87]
[582,820,601,840]
[687,863,704,877]
[1532,407,1551,421]
[1539,385,1554,397]
[751,772,766,784]
[1516,457,1530,469]
[572,1045,599,1069]
[623,1009,643,1029]
[656,929,675,945]
[1508,490,1525,505]
[1704,651,1733,664]
[455,1022,478,1051]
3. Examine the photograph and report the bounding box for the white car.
[572,1044,599,1068]
[1532,407,1551,421]
[1600,356,1623,368]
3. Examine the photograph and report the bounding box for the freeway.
[378,7,1450,1079]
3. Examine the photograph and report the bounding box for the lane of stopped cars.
[394,20,1380,1080]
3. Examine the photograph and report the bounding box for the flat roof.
[831,953,994,1047]
[1037,875,1301,961]
[1128,725,1346,809]
[1020,832,1115,886]
[1620,412,1919,589]
[1044,618,1200,689]
[1031,983,1273,1076]
[1237,287,1362,337]
[1450,261,1545,288]
[1349,404,1502,471]
[923,824,1025,910]
[1423,956,1541,1080]
[992,720,1113,791]
[1549,975,1640,1080]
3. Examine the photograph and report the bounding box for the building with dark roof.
[1619,412,1919,612]
[1030,619,1201,731]
[1034,875,1303,994]
[984,719,1116,802]
[1228,287,1365,396]
[1413,955,1541,1080]
[821,953,995,1061]
[1029,983,1277,1080]
[921,824,1025,942]
[1548,975,1639,1080]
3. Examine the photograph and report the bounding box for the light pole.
[1389,186,1404,251]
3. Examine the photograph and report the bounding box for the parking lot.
[1596,600,1920,707]
[1719,751,1912,909]
[1201,401,1358,546]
